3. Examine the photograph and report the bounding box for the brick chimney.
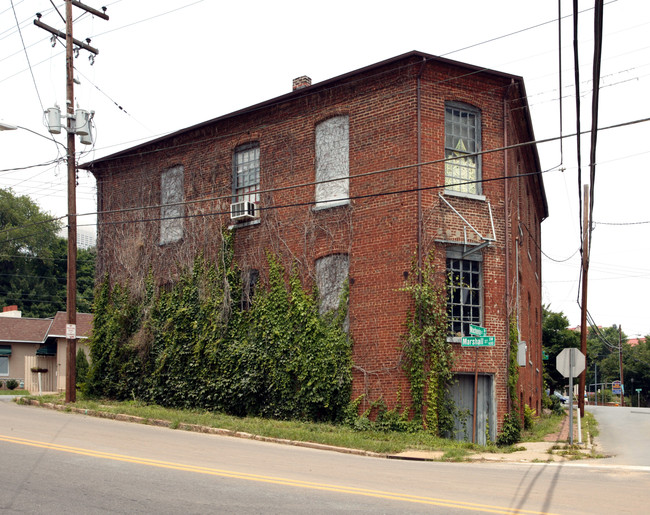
[0,305,21,318]
[292,76,312,91]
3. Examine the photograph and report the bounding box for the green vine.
[86,232,352,423]
[507,313,520,403]
[496,313,522,446]
[401,252,455,436]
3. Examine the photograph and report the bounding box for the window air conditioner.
[230,201,258,221]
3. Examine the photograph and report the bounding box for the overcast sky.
[1,0,648,338]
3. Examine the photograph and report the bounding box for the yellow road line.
[0,434,558,514]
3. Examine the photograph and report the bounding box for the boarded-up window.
[241,269,259,311]
[315,116,349,208]
[160,165,184,245]
[316,254,349,321]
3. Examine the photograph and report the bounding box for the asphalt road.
[587,405,650,465]
[1,399,649,514]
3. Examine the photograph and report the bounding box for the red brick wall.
[89,56,544,430]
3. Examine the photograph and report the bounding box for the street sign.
[556,348,586,378]
[469,325,487,337]
[542,350,549,361]
[461,336,495,347]
[636,388,642,393]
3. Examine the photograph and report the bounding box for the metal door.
[448,373,495,445]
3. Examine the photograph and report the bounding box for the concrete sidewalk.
[393,410,594,463]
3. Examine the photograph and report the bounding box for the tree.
[542,306,579,393]
[625,336,650,406]
[0,188,95,317]
[585,325,625,396]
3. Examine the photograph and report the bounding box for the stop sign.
[556,348,586,378]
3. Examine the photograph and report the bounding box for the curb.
[17,398,384,459]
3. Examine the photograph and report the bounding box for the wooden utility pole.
[578,185,589,417]
[64,0,77,403]
[35,1,108,403]
[619,325,624,407]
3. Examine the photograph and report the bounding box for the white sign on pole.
[66,324,76,340]
[556,348,585,378]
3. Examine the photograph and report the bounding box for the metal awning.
[0,345,11,356]
[36,341,57,356]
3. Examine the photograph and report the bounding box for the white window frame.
[444,102,481,196]
[233,143,260,204]
[315,116,349,209]
[160,165,184,245]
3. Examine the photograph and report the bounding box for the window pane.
[0,357,8,376]
[447,257,482,336]
[444,104,480,194]
[234,144,260,203]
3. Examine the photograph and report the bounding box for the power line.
[593,220,650,226]
[8,0,46,114]
[80,114,650,221]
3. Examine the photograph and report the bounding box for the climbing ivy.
[86,232,352,423]
[507,313,520,402]
[496,313,522,446]
[401,252,455,436]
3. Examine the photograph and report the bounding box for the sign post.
[463,325,493,444]
[556,348,586,445]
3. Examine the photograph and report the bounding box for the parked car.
[546,389,568,404]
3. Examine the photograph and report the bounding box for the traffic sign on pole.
[469,325,487,337]
[556,348,586,378]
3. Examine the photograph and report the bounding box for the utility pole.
[619,325,624,407]
[64,0,77,403]
[578,185,589,417]
[35,1,108,402]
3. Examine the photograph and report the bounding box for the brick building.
[83,51,547,443]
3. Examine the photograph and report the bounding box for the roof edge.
[81,50,527,170]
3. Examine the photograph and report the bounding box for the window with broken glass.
[444,102,481,195]
[447,252,482,337]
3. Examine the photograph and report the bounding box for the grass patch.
[583,411,599,440]
[0,389,29,396]
[18,393,489,457]
[520,411,564,442]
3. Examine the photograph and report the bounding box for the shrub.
[496,411,521,446]
[6,379,18,390]
[76,348,89,388]
[523,404,536,430]
[86,246,353,424]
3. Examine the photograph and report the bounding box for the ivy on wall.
[496,313,522,446]
[86,232,352,423]
[401,253,455,436]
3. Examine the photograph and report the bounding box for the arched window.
[315,254,349,328]
[233,142,260,204]
[445,102,481,195]
[160,165,184,245]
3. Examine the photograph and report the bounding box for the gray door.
[449,373,495,445]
